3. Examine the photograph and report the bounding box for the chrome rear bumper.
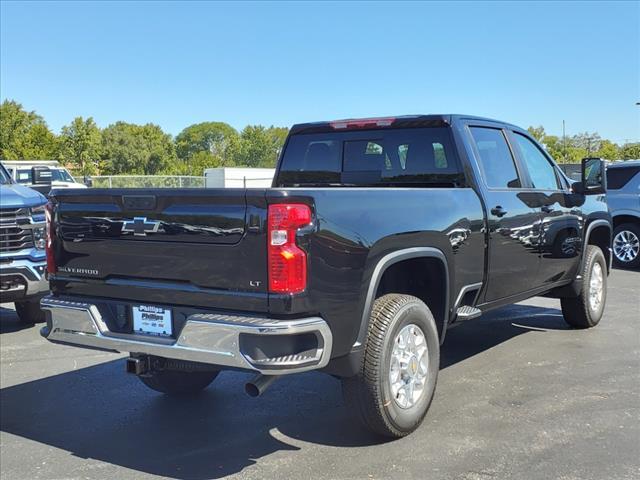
[41,296,332,375]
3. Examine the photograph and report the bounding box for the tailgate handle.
[123,195,156,210]
[248,214,261,232]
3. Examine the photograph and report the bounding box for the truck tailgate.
[50,189,268,308]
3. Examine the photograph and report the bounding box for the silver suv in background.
[0,163,50,323]
[560,160,640,268]
[607,160,640,268]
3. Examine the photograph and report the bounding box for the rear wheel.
[14,299,46,324]
[613,223,640,269]
[561,245,607,329]
[342,294,440,438]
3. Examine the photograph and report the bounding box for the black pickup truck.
[41,115,611,438]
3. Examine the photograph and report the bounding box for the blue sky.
[1,1,638,143]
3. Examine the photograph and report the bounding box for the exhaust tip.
[245,382,261,397]
[244,374,279,397]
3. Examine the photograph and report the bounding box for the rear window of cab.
[275,127,463,187]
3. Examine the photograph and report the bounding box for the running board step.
[456,306,482,320]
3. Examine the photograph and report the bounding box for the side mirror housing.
[575,157,606,195]
[31,166,52,185]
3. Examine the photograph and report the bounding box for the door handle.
[541,205,554,213]
[491,206,508,217]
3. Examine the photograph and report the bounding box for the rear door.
[467,126,541,302]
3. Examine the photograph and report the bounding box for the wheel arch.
[584,219,612,273]
[353,247,450,350]
[612,213,640,229]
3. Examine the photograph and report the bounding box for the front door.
[468,126,541,302]
[507,130,583,285]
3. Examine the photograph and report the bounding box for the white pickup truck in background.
[3,160,87,192]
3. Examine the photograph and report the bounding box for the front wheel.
[561,245,607,329]
[342,294,440,438]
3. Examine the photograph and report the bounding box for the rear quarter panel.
[267,187,485,357]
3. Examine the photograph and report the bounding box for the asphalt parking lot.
[1,268,638,480]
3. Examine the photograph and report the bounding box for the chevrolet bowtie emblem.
[122,217,161,236]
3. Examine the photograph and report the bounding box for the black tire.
[14,299,46,324]
[342,294,440,438]
[139,368,219,395]
[561,245,607,329]
[612,223,640,269]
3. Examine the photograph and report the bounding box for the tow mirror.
[32,166,52,185]
[572,158,606,195]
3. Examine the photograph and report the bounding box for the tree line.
[1,99,638,177]
[0,100,288,176]
[526,126,639,165]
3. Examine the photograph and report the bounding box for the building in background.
[205,168,275,188]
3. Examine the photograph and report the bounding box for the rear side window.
[276,127,462,187]
[470,127,521,188]
[607,166,640,190]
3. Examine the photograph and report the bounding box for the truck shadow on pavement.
[0,306,34,334]
[0,304,569,480]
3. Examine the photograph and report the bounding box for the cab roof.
[289,114,521,135]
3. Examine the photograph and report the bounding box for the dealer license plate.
[132,304,173,336]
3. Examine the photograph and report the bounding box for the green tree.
[175,122,238,161]
[571,132,602,156]
[0,100,57,159]
[540,135,564,162]
[620,142,640,160]
[594,140,620,161]
[101,122,177,175]
[564,146,589,163]
[228,125,289,168]
[59,117,102,175]
[527,125,546,142]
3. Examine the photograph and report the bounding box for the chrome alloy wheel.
[613,230,640,263]
[389,324,428,409]
[588,262,604,312]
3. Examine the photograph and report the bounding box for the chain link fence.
[91,176,205,188]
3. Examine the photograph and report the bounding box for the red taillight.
[45,201,56,274]
[268,203,312,294]
[329,117,395,130]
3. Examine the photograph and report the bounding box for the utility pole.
[562,120,566,162]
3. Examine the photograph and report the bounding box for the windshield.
[52,168,75,182]
[0,164,11,184]
[16,167,75,184]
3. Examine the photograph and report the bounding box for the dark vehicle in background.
[40,115,611,438]
[0,162,50,322]
[606,160,640,268]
